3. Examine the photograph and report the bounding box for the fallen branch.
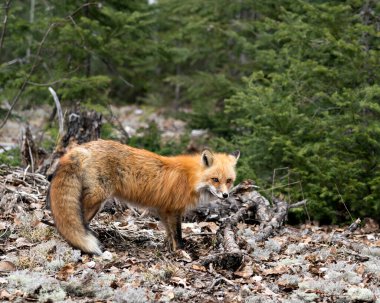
[288,199,308,209]
[48,87,64,137]
[223,223,240,253]
[200,184,308,270]
[252,198,288,242]
[342,218,361,237]
[207,263,238,291]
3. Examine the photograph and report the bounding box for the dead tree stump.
[37,109,102,176]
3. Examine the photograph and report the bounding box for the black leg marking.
[175,214,184,248]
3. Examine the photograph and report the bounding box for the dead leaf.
[302,235,312,244]
[356,263,365,275]
[108,266,120,274]
[199,222,219,234]
[57,263,75,281]
[0,277,8,284]
[13,216,22,226]
[131,279,141,288]
[0,290,11,300]
[191,264,206,272]
[251,275,263,283]
[278,279,298,290]
[162,289,175,300]
[0,260,16,272]
[30,202,42,209]
[170,276,189,288]
[305,254,317,263]
[31,219,42,227]
[361,218,379,234]
[176,249,192,262]
[262,265,289,276]
[15,237,33,248]
[309,265,320,275]
[0,221,7,230]
[234,263,253,278]
[147,222,159,230]
[182,223,201,234]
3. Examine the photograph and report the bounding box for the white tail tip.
[83,233,102,255]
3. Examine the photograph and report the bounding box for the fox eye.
[226,178,232,184]
[212,178,219,183]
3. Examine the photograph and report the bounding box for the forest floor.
[0,166,379,303]
[0,106,379,302]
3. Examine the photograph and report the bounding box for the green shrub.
[0,148,22,167]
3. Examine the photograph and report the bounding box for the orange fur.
[48,140,239,254]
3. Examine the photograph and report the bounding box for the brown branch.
[0,0,12,59]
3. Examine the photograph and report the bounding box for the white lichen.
[265,239,282,253]
[114,287,152,303]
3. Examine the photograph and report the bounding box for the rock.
[85,261,96,268]
[347,287,375,302]
[101,250,113,261]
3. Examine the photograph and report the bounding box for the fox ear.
[230,150,240,161]
[201,149,214,167]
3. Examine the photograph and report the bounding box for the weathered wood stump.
[37,108,102,176]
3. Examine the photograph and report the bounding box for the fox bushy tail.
[48,162,102,255]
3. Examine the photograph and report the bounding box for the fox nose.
[222,193,229,199]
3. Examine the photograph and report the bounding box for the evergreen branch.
[0,22,56,130]
[0,0,12,60]
[0,2,101,130]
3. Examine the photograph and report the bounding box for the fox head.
[197,149,240,200]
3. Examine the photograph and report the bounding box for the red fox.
[47,140,239,255]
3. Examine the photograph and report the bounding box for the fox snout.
[219,184,230,199]
[208,185,230,199]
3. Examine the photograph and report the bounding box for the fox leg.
[159,210,183,251]
[81,191,105,225]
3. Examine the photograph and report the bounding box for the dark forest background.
[0,0,379,224]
